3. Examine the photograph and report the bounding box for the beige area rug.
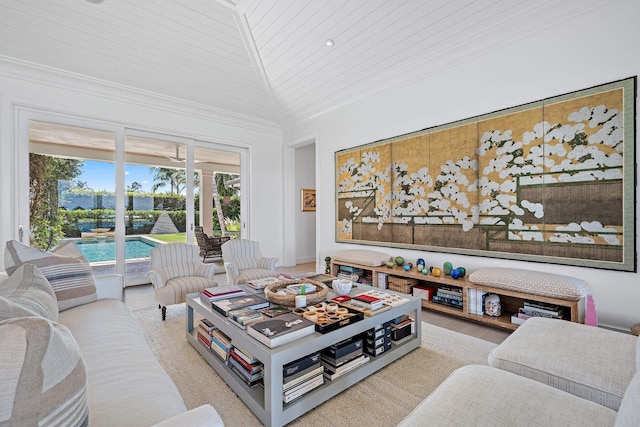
[132,304,497,427]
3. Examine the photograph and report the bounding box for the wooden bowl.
[264,279,329,307]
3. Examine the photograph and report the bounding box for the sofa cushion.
[332,249,391,267]
[468,267,591,300]
[0,263,58,321]
[58,299,187,426]
[0,316,88,426]
[4,240,97,311]
[489,317,637,411]
[615,371,640,427]
[398,365,616,427]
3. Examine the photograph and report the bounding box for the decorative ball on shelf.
[457,267,466,278]
[394,256,405,266]
[443,261,453,275]
[417,258,425,267]
[421,268,429,275]
[431,267,442,277]
[450,268,461,279]
[403,264,411,271]
[386,261,395,268]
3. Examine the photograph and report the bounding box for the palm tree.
[150,167,185,194]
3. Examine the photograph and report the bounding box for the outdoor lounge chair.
[195,226,230,261]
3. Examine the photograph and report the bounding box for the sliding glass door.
[16,110,245,286]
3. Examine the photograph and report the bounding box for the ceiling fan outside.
[165,145,204,163]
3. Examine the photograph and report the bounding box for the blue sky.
[80,160,155,192]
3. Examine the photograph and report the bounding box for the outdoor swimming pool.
[74,237,160,263]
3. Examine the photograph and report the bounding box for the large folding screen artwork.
[335,78,636,271]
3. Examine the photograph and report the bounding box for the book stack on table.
[200,285,246,304]
[390,315,414,342]
[227,307,265,329]
[363,321,391,357]
[283,352,323,404]
[321,336,369,380]
[210,329,232,362]
[244,277,281,291]
[247,313,315,348]
[228,343,264,388]
[211,295,270,317]
[197,319,216,349]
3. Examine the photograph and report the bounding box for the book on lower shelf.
[322,354,370,380]
[247,313,315,348]
[283,371,324,404]
[211,295,270,317]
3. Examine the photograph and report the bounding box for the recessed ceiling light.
[325,39,335,47]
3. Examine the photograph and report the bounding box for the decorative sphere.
[432,267,442,277]
[443,262,453,275]
[395,256,404,266]
[450,269,461,279]
[417,258,425,267]
[403,264,411,271]
[421,268,429,275]
[416,263,425,271]
[457,267,466,278]
[386,261,395,268]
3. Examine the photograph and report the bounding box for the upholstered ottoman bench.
[468,267,595,324]
[489,317,638,411]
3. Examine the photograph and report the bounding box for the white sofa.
[0,271,224,427]
[399,318,639,427]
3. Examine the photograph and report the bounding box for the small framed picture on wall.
[301,189,316,212]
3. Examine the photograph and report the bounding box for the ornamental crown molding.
[0,55,282,136]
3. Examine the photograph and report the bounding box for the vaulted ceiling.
[0,0,613,130]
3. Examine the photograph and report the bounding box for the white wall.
[295,144,316,264]
[286,0,640,331]
[0,60,285,268]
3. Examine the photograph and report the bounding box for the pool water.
[74,238,159,263]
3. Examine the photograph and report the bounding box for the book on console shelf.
[247,313,315,348]
[467,289,487,315]
[211,295,270,317]
[518,307,564,319]
[522,301,565,317]
[431,294,463,309]
[200,285,246,303]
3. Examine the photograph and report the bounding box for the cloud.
[521,200,544,218]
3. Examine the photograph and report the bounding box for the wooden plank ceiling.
[0,0,613,129]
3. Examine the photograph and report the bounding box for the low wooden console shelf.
[331,260,585,331]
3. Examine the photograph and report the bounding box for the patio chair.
[148,243,218,320]
[194,226,230,262]
[221,239,278,285]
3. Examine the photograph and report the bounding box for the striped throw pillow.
[0,316,89,426]
[4,240,97,311]
[0,264,58,321]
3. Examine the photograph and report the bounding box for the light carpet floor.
[132,304,497,427]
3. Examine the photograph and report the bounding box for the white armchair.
[148,243,218,320]
[221,239,278,285]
